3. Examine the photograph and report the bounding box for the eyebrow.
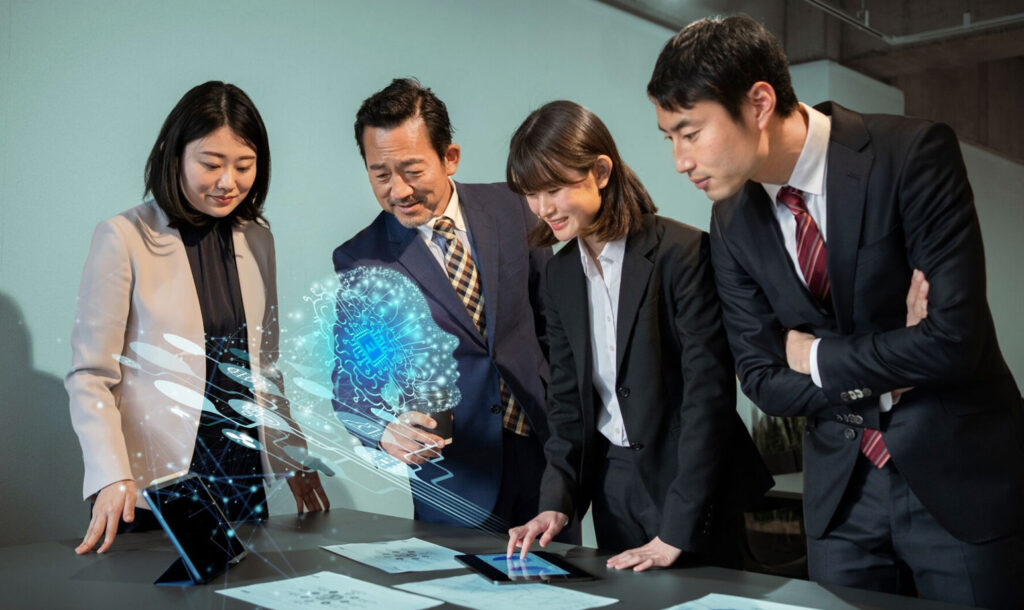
[659,117,692,133]
[368,158,426,171]
[198,151,256,161]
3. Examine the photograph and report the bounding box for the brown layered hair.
[506,101,656,247]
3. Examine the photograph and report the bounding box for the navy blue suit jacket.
[332,182,552,529]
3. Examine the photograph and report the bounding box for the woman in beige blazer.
[67,82,328,555]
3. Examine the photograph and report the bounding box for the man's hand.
[76,479,137,555]
[906,268,929,327]
[893,269,930,403]
[605,536,682,571]
[506,510,569,559]
[380,411,445,465]
[286,471,330,514]
[785,329,816,375]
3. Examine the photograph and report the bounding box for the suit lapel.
[232,223,266,372]
[738,183,827,319]
[819,102,872,334]
[615,216,656,373]
[457,182,500,350]
[384,212,486,346]
[555,241,595,421]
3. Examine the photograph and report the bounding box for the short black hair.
[144,81,271,227]
[647,14,798,121]
[507,100,657,247]
[353,78,453,162]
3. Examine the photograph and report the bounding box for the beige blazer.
[66,201,294,507]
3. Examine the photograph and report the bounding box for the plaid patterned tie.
[777,188,889,468]
[432,216,529,436]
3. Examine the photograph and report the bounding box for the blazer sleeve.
[816,123,994,403]
[521,199,553,364]
[251,229,308,476]
[65,220,134,501]
[656,232,738,550]
[536,265,584,519]
[710,210,836,418]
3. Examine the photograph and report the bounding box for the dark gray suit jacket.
[710,102,1024,542]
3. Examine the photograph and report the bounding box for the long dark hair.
[145,81,271,227]
[507,100,656,246]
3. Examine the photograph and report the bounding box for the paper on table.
[216,571,442,610]
[664,592,822,610]
[396,573,618,610]
[321,537,463,573]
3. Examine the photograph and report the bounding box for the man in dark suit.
[647,14,1023,609]
[331,78,554,533]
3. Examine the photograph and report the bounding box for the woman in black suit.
[504,101,770,570]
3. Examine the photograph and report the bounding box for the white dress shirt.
[762,103,894,411]
[416,179,475,268]
[579,236,631,447]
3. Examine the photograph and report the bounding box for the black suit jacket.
[539,214,772,552]
[710,102,1024,542]
[332,182,552,529]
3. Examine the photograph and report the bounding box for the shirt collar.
[417,179,464,240]
[763,102,831,200]
[579,235,627,280]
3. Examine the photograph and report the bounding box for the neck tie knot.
[433,216,456,241]
[777,186,809,216]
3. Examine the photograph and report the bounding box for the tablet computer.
[142,471,247,585]
[455,552,596,584]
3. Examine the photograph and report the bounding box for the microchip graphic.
[353,328,388,365]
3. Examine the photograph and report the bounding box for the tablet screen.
[143,473,247,582]
[479,553,570,579]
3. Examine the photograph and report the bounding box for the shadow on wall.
[0,292,84,546]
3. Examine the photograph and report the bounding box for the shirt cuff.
[879,392,894,412]
[809,338,823,387]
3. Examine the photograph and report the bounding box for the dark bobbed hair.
[647,14,798,121]
[506,100,657,247]
[144,81,271,227]
[354,78,453,163]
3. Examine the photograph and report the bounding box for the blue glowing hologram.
[333,266,461,422]
[292,377,334,400]
[282,445,337,477]
[217,362,286,398]
[154,379,217,414]
[130,341,195,375]
[227,399,291,431]
[162,333,204,355]
[222,429,262,451]
[229,347,252,362]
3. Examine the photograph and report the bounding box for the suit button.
[851,414,864,425]
[834,414,844,422]
[844,428,857,441]
[863,388,872,398]
[630,442,644,451]
[490,404,501,414]
[618,387,630,398]
[840,391,849,401]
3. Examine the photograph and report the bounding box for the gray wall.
[1,1,1020,547]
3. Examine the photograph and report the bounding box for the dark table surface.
[0,506,977,609]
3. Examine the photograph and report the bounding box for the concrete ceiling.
[597,0,1024,163]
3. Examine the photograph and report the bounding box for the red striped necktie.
[777,187,890,468]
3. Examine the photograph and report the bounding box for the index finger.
[519,523,543,560]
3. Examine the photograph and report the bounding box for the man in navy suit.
[647,15,1023,609]
[332,78,554,533]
